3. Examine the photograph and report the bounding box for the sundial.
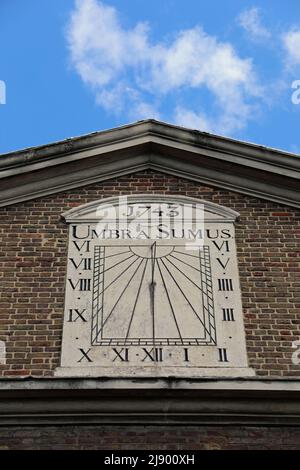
[91,243,215,347]
[55,195,254,378]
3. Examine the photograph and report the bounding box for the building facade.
[0,120,300,449]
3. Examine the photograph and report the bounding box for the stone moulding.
[0,120,299,208]
[1,377,300,426]
[61,194,240,224]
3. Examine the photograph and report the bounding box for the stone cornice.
[0,120,299,208]
[1,377,300,426]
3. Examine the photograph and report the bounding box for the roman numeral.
[72,241,90,252]
[68,278,91,291]
[112,348,129,362]
[141,347,163,362]
[69,258,92,270]
[77,348,92,363]
[212,240,230,252]
[218,348,228,362]
[218,278,233,291]
[222,308,235,321]
[67,308,87,322]
[184,348,190,362]
[216,257,230,269]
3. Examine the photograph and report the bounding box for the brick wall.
[0,170,300,377]
[0,425,300,450]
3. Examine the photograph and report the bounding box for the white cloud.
[282,29,300,65]
[237,7,270,40]
[67,0,261,136]
[174,107,212,132]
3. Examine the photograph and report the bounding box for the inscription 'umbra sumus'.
[55,195,254,378]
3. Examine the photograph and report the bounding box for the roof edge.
[0,119,299,173]
[0,120,299,210]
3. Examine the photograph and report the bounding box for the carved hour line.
[95,257,145,341]
[169,249,216,312]
[164,253,215,339]
[159,257,212,339]
[96,255,141,299]
[160,257,213,341]
[164,255,207,294]
[156,258,183,344]
[125,258,149,343]
[102,249,131,259]
[99,252,137,275]
[93,252,143,341]
[169,253,202,273]
[91,243,217,347]
[173,250,201,259]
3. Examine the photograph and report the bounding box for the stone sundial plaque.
[55,195,254,378]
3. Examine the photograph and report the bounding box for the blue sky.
[0,0,300,154]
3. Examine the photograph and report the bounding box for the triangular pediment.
[0,120,299,208]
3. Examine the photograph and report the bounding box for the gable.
[0,120,299,209]
[0,169,299,379]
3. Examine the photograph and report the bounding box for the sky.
[0,0,300,155]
